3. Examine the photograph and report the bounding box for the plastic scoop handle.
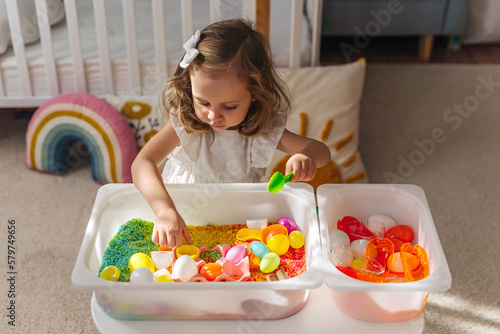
[236,228,263,242]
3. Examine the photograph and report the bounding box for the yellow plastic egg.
[260,252,280,273]
[267,234,289,256]
[154,268,174,283]
[175,245,200,260]
[129,253,155,272]
[100,265,121,281]
[350,257,365,271]
[158,275,174,283]
[288,231,305,249]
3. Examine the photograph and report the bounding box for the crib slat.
[35,0,59,96]
[181,0,194,42]
[5,0,33,96]
[290,0,303,69]
[210,0,223,23]
[64,0,86,92]
[152,0,167,86]
[0,68,5,97]
[93,0,114,94]
[122,0,141,95]
[309,0,323,66]
[242,0,256,22]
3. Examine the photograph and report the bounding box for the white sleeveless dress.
[162,114,286,184]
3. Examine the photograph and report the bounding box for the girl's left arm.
[277,129,331,182]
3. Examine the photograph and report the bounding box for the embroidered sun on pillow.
[267,60,369,188]
[105,94,169,150]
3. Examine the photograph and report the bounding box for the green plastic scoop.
[268,171,293,193]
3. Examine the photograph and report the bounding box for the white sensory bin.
[317,184,452,322]
[72,183,322,320]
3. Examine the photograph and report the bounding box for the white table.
[91,283,425,334]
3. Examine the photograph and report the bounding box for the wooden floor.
[320,36,500,65]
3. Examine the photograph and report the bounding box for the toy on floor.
[24,92,137,183]
[330,215,430,283]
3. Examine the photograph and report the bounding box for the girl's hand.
[151,207,193,247]
[285,153,318,182]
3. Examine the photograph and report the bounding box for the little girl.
[132,19,331,247]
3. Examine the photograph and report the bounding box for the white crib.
[0,0,323,108]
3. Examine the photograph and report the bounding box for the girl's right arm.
[131,119,192,247]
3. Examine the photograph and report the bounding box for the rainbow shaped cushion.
[25,92,138,183]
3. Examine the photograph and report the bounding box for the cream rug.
[1,64,500,333]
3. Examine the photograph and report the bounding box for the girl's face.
[190,68,253,131]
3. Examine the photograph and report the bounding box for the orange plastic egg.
[263,224,288,243]
[200,263,223,281]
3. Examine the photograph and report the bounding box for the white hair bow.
[180,30,201,68]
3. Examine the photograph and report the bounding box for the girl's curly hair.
[161,18,291,137]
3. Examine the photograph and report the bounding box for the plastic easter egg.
[365,238,395,276]
[400,243,429,281]
[350,257,365,271]
[288,230,305,249]
[175,245,200,259]
[172,255,199,282]
[267,234,289,256]
[384,225,414,252]
[130,267,155,283]
[158,245,172,251]
[225,244,248,264]
[337,216,375,242]
[262,224,288,243]
[330,245,353,267]
[250,241,270,260]
[154,268,174,283]
[100,266,121,281]
[367,214,397,238]
[249,252,261,269]
[200,263,224,281]
[388,252,404,273]
[329,230,350,250]
[350,239,369,258]
[385,225,414,242]
[157,274,174,283]
[260,252,280,273]
[277,217,298,233]
[129,253,155,272]
[150,251,173,269]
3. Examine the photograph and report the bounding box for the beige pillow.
[267,60,368,188]
[105,94,169,150]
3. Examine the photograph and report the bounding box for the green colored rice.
[98,218,158,281]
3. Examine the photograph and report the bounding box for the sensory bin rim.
[317,183,452,293]
[72,182,324,291]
